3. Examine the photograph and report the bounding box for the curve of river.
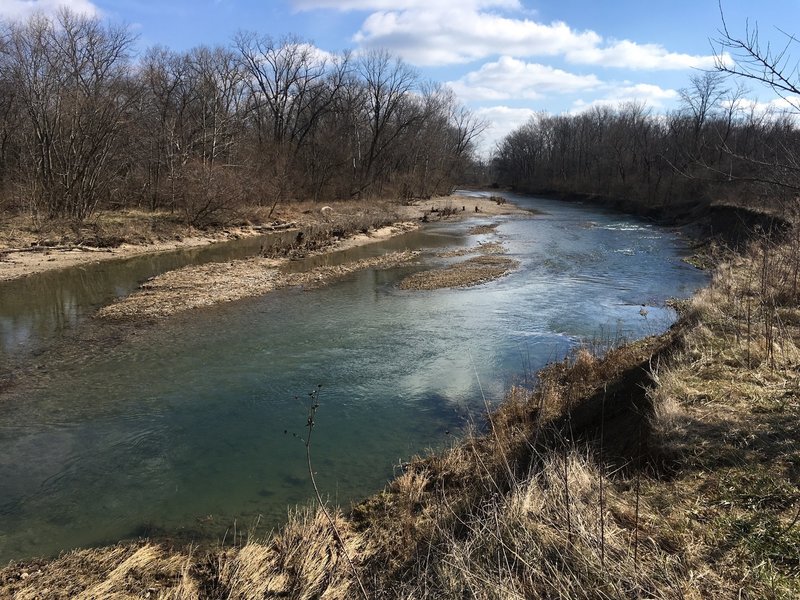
[0,192,708,562]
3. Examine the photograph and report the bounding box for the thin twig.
[303,386,369,600]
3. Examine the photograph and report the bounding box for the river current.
[0,192,708,561]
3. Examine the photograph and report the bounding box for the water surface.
[0,192,707,561]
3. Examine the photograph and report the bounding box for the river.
[0,192,708,562]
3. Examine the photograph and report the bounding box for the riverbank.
[3,229,798,597]
[0,195,526,283]
[4,199,795,598]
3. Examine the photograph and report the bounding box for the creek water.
[0,192,708,562]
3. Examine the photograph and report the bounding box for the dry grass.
[216,508,365,600]
[381,451,694,599]
[639,235,800,598]
[0,543,199,599]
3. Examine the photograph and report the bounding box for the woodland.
[0,10,484,227]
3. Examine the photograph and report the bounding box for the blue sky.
[3,0,798,153]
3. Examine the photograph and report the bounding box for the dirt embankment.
[0,195,527,283]
[91,195,527,319]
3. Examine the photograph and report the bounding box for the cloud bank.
[295,0,716,70]
[0,0,99,20]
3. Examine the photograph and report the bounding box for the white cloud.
[0,0,99,20]
[565,39,716,70]
[313,3,717,71]
[293,0,520,11]
[448,56,601,101]
[473,105,537,156]
[572,83,678,112]
[353,9,601,66]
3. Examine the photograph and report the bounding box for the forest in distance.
[1,8,800,235]
[492,71,800,219]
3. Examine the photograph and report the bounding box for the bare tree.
[713,8,800,200]
[234,33,350,210]
[1,9,137,220]
[679,72,729,141]
[714,10,800,111]
[0,26,22,200]
[135,46,191,210]
[354,49,419,197]
[0,15,480,221]
[235,33,329,148]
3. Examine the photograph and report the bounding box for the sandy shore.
[0,195,526,283]
[98,250,420,320]
[0,227,265,282]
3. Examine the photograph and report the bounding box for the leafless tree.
[354,49,419,197]
[1,9,137,220]
[712,8,800,202]
[0,12,486,222]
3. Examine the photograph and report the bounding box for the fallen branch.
[0,244,109,256]
[253,222,297,231]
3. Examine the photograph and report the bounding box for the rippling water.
[0,192,708,561]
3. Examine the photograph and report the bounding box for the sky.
[1,0,798,154]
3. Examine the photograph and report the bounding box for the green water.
[0,192,708,562]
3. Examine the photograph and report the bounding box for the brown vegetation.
[0,11,485,229]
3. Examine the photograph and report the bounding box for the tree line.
[492,70,800,218]
[0,10,485,224]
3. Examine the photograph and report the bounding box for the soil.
[0,195,528,282]
[398,255,520,290]
[98,250,420,320]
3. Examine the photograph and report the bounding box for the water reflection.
[0,192,708,561]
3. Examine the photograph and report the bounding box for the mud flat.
[398,255,519,290]
[0,194,527,282]
[97,250,419,320]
